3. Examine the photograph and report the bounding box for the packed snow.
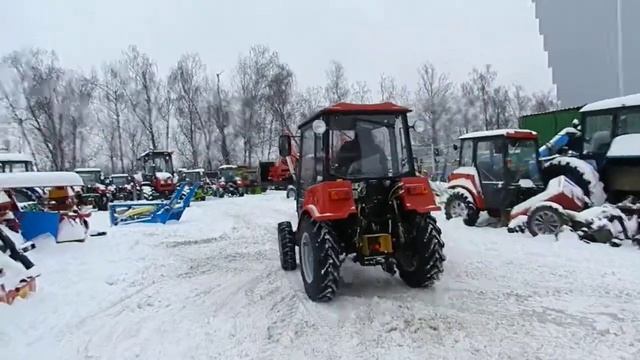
[2,192,640,359]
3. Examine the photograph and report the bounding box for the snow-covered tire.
[543,157,605,206]
[444,191,479,227]
[286,187,296,199]
[527,205,566,237]
[397,214,445,288]
[277,221,296,271]
[299,219,341,302]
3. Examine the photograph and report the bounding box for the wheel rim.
[531,210,562,235]
[449,199,468,218]
[300,232,314,283]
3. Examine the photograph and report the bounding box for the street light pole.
[617,0,625,97]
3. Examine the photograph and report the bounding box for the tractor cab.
[0,153,35,173]
[277,102,444,302]
[74,168,104,187]
[445,129,544,225]
[74,168,110,210]
[136,150,176,198]
[183,169,205,185]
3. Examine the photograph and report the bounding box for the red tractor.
[277,102,445,302]
[444,129,585,228]
[134,150,176,200]
[259,133,299,190]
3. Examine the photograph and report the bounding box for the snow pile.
[2,193,640,359]
[544,157,606,206]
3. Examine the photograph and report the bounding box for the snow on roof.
[0,171,84,188]
[184,168,205,173]
[581,93,640,112]
[110,173,130,177]
[607,134,640,157]
[74,168,101,172]
[459,129,537,140]
[0,153,34,162]
[218,165,237,169]
[138,150,173,159]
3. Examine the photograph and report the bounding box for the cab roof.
[300,102,411,129]
[138,150,173,160]
[459,129,537,140]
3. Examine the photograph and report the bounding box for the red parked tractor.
[277,102,445,302]
[444,129,585,229]
[134,150,176,200]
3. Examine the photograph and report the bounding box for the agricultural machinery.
[0,153,40,203]
[259,134,298,190]
[182,169,209,201]
[447,93,640,244]
[134,150,176,200]
[215,165,245,197]
[109,174,136,202]
[277,102,445,302]
[74,168,110,211]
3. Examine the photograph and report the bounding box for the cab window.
[476,138,504,182]
[299,127,315,187]
[460,140,473,167]
[618,110,640,136]
[583,114,613,154]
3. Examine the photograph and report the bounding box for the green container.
[519,106,583,145]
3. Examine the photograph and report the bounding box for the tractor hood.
[155,172,173,181]
[607,134,640,158]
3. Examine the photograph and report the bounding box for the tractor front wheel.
[527,205,566,237]
[299,219,341,302]
[277,221,296,271]
[397,214,445,288]
[444,191,479,226]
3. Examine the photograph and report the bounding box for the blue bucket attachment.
[17,211,60,241]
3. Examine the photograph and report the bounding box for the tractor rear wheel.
[444,191,479,226]
[543,158,605,206]
[527,205,566,237]
[277,221,296,271]
[397,214,445,288]
[299,219,341,302]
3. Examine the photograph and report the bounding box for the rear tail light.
[406,184,428,195]
[329,189,351,200]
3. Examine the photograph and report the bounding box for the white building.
[533,0,640,106]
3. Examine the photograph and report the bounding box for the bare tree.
[351,81,371,103]
[509,84,532,126]
[122,45,162,149]
[490,85,511,129]
[379,73,397,102]
[531,90,559,113]
[234,45,276,165]
[324,60,349,104]
[0,49,67,169]
[97,60,128,172]
[169,53,207,168]
[265,62,295,157]
[466,65,497,130]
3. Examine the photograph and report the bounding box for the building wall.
[533,0,639,106]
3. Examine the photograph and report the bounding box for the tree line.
[0,44,558,173]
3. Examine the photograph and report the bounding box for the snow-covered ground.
[2,192,640,359]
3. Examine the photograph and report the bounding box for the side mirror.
[453,144,459,151]
[279,135,292,157]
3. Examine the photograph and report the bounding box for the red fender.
[399,177,440,213]
[447,173,485,210]
[302,181,356,222]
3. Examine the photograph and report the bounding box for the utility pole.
[617,0,625,97]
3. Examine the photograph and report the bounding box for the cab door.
[296,124,323,214]
[474,137,507,210]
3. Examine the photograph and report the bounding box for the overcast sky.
[0,0,553,93]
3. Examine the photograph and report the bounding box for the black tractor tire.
[444,191,479,227]
[299,219,341,302]
[397,214,445,288]
[526,205,566,237]
[278,221,297,271]
[286,187,296,199]
[96,196,109,211]
[543,159,602,205]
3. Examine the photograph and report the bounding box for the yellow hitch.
[359,233,393,256]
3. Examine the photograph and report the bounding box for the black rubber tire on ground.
[444,191,479,227]
[299,218,341,302]
[277,221,297,271]
[397,214,445,288]
[543,160,593,202]
[96,195,109,211]
[526,205,566,237]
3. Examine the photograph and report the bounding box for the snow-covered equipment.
[74,168,110,211]
[277,102,444,302]
[135,150,176,200]
[108,182,199,226]
[109,174,136,202]
[444,129,545,226]
[215,165,246,198]
[0,172,91,243]
[181,169,209,201]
